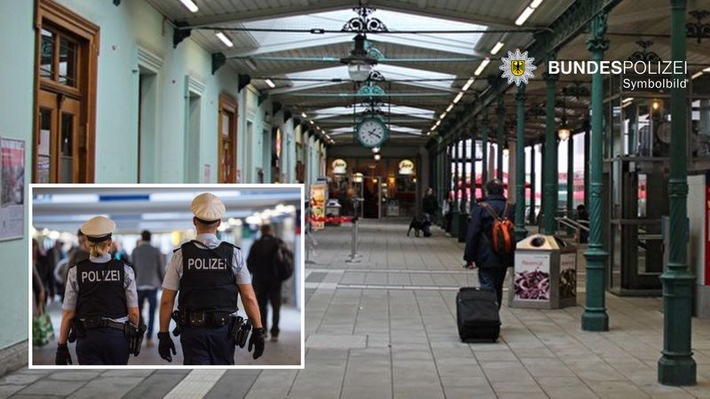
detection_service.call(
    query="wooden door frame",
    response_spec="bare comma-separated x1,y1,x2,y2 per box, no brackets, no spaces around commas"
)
218,93,238,183
34,0,99,182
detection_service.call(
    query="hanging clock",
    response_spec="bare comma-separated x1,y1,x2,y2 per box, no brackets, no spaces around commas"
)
355,116,388,148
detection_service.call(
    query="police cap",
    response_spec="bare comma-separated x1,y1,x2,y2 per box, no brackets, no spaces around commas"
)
191,193,225,224
80,216,116,243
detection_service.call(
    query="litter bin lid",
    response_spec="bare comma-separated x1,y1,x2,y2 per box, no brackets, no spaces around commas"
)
517,234,570,250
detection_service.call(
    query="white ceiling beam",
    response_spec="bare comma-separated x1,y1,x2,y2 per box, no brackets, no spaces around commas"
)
225,35,352,58
268,81,344,95
183,0,354,26
372,0,520,29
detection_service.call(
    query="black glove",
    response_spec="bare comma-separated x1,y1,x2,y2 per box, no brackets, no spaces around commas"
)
157,332,176,362
55,343,72,365
248,327,266,360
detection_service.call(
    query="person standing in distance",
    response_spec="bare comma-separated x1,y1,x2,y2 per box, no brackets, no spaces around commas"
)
131,230,165,348
158,193,265,365
55,216,142,365
463,179,515,308
247,224,285,342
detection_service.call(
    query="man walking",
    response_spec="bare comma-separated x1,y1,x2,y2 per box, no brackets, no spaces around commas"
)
131,230,164,348
463,179,515,308
158,193,265,365
247,224,285,342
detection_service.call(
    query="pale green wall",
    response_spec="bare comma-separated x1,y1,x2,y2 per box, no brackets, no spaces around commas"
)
0,0,34,348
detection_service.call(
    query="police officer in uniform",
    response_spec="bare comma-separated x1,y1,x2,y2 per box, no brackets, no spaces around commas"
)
55,216,143,365
158,193,265,365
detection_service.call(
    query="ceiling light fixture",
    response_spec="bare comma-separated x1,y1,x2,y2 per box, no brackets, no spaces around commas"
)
446,104,454,113
704,66,710,72
215,32,233,47
264,79,275,88
530,0,544,8
179,0,199,13
490,42,505,55
341,34,378,82
374,153,381,161
515,6,535,26
453,92,464,104
440,111,447,119
462,77,475,91
692,71,704,79
301,112,307,118
474,58,490,76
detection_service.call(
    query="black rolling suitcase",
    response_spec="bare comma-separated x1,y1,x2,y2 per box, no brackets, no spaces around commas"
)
456,286,501,342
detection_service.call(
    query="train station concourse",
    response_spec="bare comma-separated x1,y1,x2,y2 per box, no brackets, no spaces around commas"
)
1,0,710,396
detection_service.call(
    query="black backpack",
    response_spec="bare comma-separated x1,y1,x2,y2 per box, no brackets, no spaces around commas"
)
273,240,294,281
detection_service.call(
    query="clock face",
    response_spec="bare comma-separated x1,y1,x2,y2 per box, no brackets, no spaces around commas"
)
356,118,388,148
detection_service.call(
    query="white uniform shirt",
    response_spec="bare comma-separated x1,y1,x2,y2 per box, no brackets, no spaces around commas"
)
62,253,138,322
162,233,251,291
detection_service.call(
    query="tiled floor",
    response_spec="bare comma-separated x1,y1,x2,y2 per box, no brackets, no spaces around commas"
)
3,218,710,398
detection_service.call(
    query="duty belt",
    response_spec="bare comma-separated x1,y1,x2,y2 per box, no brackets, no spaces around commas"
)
178,310,233,328
81,317,126,331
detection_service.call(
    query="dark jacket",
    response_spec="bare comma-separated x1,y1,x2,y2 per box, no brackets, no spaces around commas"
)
422,194,438,215
463,195,515,268
247,235,281,284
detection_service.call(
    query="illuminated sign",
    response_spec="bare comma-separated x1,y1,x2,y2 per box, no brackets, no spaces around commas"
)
331,159,347,174
398,159,415,175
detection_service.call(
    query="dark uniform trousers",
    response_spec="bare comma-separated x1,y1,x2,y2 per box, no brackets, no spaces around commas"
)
180,325,234,365
76,328,130,365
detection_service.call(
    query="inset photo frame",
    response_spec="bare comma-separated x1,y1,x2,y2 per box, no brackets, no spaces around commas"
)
29,184,305,370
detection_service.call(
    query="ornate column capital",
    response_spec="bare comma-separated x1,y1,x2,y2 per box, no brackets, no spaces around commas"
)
586,11,610,53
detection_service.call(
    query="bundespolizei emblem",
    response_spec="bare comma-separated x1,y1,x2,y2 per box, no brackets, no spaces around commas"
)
500,49,536,86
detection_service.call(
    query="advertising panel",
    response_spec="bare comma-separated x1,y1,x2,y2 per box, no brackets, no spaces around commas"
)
513,252,550,301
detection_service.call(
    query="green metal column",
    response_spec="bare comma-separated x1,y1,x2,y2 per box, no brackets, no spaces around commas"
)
472,137,477,202
584,126,590,206
451,136,461,237
459,129,470,243
515,84,528,242
482,110,489,183
543,67,558,234
529,144,536,225
658,0,697,386
582,12,609,332
567,132,574,231
496,94,505,180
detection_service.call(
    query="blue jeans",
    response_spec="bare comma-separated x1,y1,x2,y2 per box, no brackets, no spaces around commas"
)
477,267,508,309
137,289,158,339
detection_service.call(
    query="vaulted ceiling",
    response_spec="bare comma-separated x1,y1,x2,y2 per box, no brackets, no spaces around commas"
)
145,0,710,149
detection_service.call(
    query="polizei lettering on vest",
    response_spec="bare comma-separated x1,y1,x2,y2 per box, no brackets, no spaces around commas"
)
187,257,227,270
80,269,121,283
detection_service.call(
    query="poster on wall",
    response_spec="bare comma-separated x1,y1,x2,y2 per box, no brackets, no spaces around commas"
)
0,137,25,241
513,252,550,301
310,183,326,231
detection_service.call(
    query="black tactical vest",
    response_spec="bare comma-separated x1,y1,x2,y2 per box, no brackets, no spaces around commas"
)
75,259,128,319
178,241,239,312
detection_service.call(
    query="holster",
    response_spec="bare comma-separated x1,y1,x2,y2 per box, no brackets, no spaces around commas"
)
229,316,249,347
236,318,252,348
70,317,86,339
124,322,146,357
171,310,184,336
